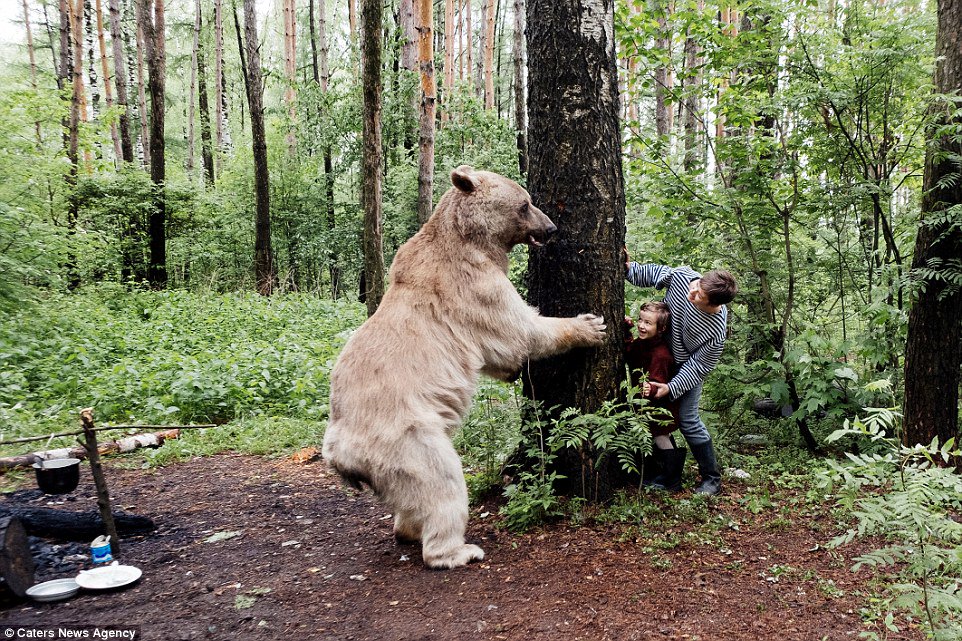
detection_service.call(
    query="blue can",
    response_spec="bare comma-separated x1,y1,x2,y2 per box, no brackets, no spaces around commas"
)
91,535,113,564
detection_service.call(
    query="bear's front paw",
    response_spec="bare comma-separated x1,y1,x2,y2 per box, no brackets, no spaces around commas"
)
576,313,607,346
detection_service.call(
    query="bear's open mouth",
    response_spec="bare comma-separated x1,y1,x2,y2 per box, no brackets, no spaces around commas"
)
528,235,545,247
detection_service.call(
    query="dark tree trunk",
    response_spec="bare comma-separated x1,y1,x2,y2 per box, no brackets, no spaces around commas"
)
108,0,133,162
241,0,275,295
522,0,626,501
0,517,34,599
134,0,167,288
416,0,435,227
0,507,155,541
903,0,962,449
360,0,386,315
195,0,215,185
63,0,82,290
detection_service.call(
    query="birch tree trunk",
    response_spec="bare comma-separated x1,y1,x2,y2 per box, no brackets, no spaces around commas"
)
64,0,82,289
134,17,150,167
416,0,436,226
522,0,626,500
108,0,133,162
214,0,225,157
360,0,385,314
442,0,454,121
903,0,962,448
241,0,275,295
134,0,166,288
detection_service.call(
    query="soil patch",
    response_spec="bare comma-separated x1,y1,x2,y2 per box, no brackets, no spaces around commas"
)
1,453,919,640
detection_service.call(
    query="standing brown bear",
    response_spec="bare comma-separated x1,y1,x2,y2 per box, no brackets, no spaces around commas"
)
322,166,607,569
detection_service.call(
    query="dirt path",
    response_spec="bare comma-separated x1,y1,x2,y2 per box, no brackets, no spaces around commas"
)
1,454,914,640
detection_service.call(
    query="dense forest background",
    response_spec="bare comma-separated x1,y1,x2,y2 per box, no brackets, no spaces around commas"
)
2,0,958,444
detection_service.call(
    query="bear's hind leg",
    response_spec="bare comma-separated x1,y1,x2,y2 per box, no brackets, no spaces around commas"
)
393,509,422,544
387,435,484,569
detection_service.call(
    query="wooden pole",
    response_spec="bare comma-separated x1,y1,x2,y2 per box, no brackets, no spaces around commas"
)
79,408,120,557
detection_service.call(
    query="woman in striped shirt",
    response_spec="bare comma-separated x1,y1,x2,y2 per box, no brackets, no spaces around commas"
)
626,260,737,496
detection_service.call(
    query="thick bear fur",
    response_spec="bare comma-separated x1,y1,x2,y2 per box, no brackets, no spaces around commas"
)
322,166,607,569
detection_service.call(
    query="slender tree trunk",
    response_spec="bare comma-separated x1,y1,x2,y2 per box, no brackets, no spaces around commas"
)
95,0,122,163
442,0,454,120
483,0,495,109
108,0,133,163
512,0,526,174
23,0,44,147
134,0,166,288
682,0,703,171
903,0,962,449
400,0,416,72
416,0,436,226
214,0,225,158
348,0,357,39
523,0,627,501
313,0,339,296
360,0,385,314
187,0,198,172
239,0,275,295
283,0,297,154
63,0,82,289
195,0,215,185
134,17,150,167
653,0,672,138
465,0,473,93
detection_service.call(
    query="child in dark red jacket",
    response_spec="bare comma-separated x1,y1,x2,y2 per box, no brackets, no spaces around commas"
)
625,301,685,491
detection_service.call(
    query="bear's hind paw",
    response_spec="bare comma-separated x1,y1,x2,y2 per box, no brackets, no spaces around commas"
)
424,543,485,569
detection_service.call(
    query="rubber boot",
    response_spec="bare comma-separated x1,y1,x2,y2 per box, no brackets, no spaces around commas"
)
690,440,722,496
645,448,687,492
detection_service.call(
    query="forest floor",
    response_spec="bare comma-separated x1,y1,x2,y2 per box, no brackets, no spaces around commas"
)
1,452,922,641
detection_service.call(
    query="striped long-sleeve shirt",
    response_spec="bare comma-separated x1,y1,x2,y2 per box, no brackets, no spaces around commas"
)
626,262,728,400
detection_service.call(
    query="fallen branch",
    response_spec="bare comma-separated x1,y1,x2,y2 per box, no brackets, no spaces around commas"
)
0,506,155,541
1,423,216,445
0,429,182,471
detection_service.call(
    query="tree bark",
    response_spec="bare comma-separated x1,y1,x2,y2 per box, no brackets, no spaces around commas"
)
416,0,436,226
483,0,496,109
523,0,626,501
0,517,34,599
23,0,44,147
348,0,357,39
360,0,385,315
196,0,215,186
283,0,297,154
443,0,454,120
64,0,82,290
95,0,122,163
681,0,704,171
134,0,166,288
214,0,225,158
903,0,962,448
108,0,133,163
653,0,673,139
240,0,276,296
512,0,526,174
134,17,150,166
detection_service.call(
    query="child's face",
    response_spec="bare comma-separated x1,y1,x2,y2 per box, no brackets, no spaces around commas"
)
635,310,661,339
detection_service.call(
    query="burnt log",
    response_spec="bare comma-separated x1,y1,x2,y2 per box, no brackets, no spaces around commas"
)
0,507,155,541
0,516,35,598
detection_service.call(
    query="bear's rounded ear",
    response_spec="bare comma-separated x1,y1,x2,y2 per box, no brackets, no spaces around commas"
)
451,165,479,193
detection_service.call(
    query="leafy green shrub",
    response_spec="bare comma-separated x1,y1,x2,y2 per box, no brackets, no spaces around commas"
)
0,287,364,448
821,408,962,640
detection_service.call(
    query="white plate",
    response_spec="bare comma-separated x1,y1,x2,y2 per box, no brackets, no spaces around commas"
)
75,564,142,590
26,578,80,602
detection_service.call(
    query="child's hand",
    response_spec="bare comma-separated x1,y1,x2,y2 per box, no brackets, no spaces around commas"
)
647,381,670,399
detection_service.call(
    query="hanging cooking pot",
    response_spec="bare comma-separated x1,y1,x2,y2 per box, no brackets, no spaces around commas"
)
33,457,81,494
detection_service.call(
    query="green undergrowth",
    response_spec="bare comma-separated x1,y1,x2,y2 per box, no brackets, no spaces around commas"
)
0,285,364,456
